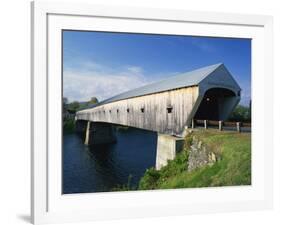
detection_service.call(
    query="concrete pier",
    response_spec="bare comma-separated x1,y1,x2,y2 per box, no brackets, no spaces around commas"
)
84,121,91,145
76,120,117,145
155,134,184,170
85,122,117,145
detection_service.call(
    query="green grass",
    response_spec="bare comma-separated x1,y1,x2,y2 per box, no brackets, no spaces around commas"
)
138,130,251,190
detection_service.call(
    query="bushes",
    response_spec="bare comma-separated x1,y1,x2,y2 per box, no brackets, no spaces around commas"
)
139,149,189,190
228,105,251,122
184,135,193,149
138,168,161,190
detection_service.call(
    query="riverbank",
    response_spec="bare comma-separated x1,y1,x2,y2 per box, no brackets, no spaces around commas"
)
114,130,251,191
63,126,251,193
139,130,251,190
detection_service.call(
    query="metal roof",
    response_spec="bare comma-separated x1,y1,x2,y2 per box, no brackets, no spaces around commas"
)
94,63,223,107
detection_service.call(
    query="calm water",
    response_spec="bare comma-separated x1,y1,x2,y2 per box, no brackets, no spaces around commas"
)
63,128,157,194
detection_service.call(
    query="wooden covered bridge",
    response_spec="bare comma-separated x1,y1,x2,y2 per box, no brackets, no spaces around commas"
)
75,63,241,169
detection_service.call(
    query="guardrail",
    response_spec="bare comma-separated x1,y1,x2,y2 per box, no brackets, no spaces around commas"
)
191,119,251,132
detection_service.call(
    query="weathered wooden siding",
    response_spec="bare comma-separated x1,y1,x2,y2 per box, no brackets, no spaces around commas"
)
76,86,200,134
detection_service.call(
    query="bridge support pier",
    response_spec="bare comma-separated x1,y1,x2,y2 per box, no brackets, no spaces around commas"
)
156,134,184,170
85,122,117,145
76,120,117,145
84,121,91,145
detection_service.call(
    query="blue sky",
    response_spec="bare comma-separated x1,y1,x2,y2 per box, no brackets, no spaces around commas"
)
63,30,251,106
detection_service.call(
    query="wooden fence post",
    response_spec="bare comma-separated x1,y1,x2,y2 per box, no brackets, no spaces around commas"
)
204,120,208,129
219,120,223,131
191,119,195,129
236,122,241,132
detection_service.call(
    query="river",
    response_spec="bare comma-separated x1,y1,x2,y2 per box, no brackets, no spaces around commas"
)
63,127,157,194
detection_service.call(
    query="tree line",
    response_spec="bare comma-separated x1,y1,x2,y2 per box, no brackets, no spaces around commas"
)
63,97,99,133
228,103,251,122
63,97,99,113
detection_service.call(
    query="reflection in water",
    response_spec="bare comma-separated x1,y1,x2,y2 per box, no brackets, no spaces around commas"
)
63,128,157,194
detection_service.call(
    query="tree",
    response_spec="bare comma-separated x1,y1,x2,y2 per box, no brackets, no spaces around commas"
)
228,105,251,122
68,101,80,112
90,97,98,104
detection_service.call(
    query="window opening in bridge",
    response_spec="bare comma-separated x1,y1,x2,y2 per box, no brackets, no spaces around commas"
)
117,109,119,113
167,106,173,113
109,110,111,113
127,108,130,113
141,107,145,113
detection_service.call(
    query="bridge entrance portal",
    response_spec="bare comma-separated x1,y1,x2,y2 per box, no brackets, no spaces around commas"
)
194,88,236,121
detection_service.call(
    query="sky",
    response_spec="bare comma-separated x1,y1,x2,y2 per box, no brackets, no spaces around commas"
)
63,30,251,106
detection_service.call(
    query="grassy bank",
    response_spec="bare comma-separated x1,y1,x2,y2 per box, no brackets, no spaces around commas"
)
138,130,251,190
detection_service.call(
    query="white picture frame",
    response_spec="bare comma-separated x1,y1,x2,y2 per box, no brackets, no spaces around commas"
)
31,1,273,224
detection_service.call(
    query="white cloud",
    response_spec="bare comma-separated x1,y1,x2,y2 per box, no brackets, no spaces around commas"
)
64,61,251,106
126,66,143,74
63,63,151,102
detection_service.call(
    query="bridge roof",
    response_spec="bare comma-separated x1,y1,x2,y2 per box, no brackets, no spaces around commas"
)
94,63,223,107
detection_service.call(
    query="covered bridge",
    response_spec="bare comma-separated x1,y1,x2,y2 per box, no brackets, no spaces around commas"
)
76,63,241,135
